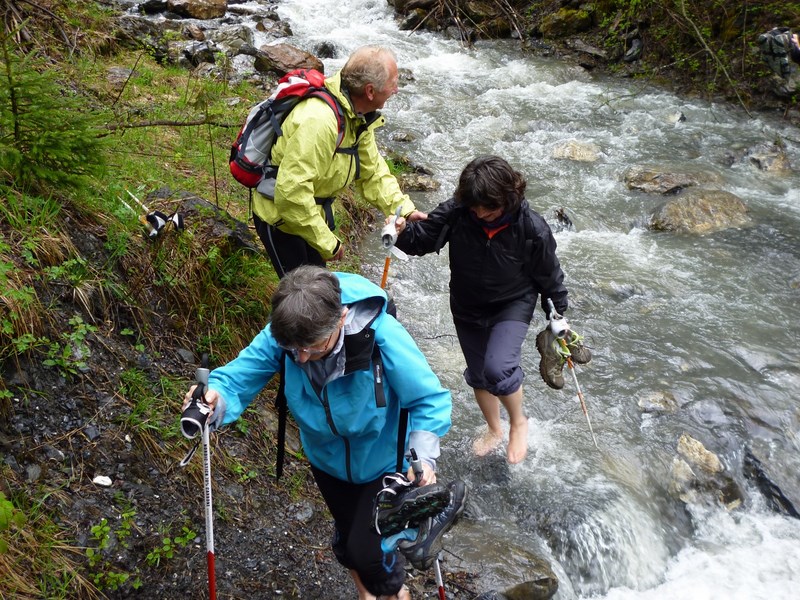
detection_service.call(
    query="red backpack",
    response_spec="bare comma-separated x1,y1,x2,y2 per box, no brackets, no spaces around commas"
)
229,69,347,188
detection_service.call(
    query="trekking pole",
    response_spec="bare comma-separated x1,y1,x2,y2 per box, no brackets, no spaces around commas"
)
546,300,599,449
409,449,447,600
380,207,403,289
180,356,217,599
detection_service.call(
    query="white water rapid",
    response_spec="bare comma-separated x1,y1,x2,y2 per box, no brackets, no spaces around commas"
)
270,1,800,598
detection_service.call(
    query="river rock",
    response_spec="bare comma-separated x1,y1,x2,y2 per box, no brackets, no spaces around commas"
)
677,433,722,473
208,24,255,52
552,140,600,162
167,0,227,20
637,390,678,414
649,188,750,234
744,142,792,173
253,42,324,75
624,165,721,194
397,172,440,192
473,571,558,599
743,444,800,519
474,574,559,600
668,434,743,510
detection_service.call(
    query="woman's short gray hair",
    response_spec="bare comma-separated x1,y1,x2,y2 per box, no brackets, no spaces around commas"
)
341,45,397,96
270,266,342,348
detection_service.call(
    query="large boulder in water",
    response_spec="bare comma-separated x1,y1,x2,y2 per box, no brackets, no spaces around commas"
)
668,433,743,510
624,165,722,194
648,188,750,234
252,42,324,75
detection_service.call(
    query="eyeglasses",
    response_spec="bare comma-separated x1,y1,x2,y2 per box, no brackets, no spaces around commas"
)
282,328,338,358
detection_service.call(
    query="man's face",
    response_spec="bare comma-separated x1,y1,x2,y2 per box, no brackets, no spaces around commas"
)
370,59,399,110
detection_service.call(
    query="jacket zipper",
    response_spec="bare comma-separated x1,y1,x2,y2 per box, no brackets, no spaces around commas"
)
320,387,352,482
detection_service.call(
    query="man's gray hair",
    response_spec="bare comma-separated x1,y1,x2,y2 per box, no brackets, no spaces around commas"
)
341,45,397,95
270,266,342,348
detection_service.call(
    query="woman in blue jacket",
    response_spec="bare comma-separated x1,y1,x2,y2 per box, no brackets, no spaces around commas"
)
183,266,451,600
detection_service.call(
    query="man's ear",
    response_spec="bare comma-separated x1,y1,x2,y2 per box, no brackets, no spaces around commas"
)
363,83,375,101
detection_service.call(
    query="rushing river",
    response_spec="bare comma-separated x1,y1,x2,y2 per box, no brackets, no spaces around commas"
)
266,1,800,598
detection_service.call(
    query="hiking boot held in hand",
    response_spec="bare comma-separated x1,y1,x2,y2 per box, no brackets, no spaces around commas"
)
372,473,450,536
566,330,592,364
398,480,467,570
536,328,567,389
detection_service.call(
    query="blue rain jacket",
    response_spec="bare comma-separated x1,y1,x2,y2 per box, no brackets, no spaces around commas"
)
207,272,451,483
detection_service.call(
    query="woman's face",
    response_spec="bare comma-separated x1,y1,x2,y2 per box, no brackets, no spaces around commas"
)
470,205,504,223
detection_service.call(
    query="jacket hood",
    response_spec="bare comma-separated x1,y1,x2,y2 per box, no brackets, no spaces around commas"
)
336,272,388,313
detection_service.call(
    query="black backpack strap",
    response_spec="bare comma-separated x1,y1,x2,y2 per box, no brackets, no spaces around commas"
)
275,352,288,480
372,343,385,408
314,196,336,230
396,408,409,473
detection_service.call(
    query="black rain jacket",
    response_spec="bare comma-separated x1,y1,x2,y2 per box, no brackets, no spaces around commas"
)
395,197,568,327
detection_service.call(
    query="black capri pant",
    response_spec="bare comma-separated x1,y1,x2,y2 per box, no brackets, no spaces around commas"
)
311,466,406,597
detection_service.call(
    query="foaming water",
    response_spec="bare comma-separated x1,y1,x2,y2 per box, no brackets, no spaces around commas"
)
276,0,800,596
600,508,800,600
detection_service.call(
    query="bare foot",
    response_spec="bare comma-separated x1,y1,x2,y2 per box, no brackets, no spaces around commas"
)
473,427,503,456
507,418,529,464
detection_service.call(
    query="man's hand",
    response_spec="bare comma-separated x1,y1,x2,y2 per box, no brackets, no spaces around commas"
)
329,245,345,262
406,210,427,222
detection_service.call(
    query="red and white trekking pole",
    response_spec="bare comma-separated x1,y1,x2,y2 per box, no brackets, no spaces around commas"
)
546,299,599,449
180,358,217,599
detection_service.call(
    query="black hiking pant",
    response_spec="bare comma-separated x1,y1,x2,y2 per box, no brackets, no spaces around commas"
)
311,466,406,596
253,214,325,278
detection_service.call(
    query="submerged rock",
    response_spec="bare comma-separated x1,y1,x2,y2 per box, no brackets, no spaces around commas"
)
668,434,744,511
473,574,559,600
743,444,800,519
649,188,750,234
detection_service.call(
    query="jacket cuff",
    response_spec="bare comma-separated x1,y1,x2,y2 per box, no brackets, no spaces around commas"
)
208,390,226,429
408,430,441,472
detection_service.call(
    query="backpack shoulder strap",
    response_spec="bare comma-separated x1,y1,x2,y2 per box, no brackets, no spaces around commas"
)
275,351,288,480
396,407,409,473
371,339,407,473
307,89,346,150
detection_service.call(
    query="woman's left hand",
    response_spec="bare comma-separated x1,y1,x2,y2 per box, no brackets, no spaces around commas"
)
406,462,436,486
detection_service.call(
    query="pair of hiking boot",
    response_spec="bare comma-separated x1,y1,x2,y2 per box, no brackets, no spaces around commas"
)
536,328,592,389
372,473,467,570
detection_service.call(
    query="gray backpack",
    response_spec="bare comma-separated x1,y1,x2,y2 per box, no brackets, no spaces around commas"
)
758,27,793,78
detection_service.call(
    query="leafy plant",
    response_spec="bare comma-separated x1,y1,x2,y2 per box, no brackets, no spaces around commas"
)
0,491,26,554
42,315,98,377
145,525,196,568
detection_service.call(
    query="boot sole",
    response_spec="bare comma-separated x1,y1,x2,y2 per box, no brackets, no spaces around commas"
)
374,484,451,536
401,480,467,571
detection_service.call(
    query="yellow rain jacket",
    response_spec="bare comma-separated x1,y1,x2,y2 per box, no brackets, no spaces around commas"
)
251,71,416,259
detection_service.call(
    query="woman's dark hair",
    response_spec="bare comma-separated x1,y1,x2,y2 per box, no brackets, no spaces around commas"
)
453,155,526,213
270,266,342,348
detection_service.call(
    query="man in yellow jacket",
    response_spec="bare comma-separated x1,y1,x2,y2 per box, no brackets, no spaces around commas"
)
252,45,427,277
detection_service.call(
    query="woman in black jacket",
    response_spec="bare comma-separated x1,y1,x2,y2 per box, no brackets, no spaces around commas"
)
394,155,589,464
